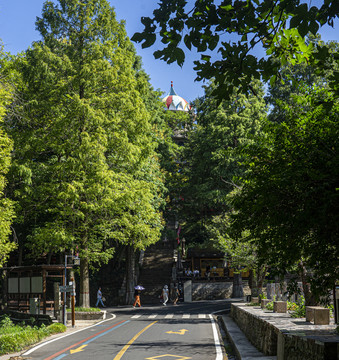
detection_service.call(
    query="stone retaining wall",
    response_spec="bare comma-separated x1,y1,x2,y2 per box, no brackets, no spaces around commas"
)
278,331,339,360
67,311,105,320
192,281,250,301
231,303,339,360
231,303,279,355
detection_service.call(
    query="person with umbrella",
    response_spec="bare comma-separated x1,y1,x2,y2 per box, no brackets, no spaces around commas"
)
133,285,144,308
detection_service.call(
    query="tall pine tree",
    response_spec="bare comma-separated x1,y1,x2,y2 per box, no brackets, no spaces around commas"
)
7,0,164,306
0,45,16,267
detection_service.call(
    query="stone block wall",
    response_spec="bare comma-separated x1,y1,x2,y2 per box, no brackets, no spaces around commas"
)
231,304,279,355
191,282,250,301
231,303,339,360
278,332,338,360
67,311,105,320
192,282,232,300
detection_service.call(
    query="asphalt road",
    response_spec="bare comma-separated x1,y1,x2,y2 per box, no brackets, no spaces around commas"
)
23,300,232,360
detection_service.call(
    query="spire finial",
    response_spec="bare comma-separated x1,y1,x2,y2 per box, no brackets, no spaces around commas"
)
171,81,173,87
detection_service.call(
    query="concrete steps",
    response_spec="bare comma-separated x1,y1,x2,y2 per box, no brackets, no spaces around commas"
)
138,242,174,304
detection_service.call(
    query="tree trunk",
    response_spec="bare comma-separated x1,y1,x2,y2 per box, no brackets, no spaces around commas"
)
248,269,254,290
232,271,244,298
125,245,135,305
47,252,52,265
79,256,90,307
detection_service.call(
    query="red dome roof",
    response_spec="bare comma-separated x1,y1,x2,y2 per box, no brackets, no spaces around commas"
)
162,82,191,112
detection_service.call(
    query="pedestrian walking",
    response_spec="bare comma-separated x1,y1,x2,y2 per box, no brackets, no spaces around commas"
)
162,285,169,306
133,289,141,308
95,287,105,307
173,284,180,305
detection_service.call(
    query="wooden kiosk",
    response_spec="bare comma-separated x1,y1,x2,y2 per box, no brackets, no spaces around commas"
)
1,265,72,314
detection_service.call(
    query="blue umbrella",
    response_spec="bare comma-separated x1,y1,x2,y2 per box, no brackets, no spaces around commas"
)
134,285,145,291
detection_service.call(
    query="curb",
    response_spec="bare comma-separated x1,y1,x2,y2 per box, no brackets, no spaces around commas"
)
220,314,276,360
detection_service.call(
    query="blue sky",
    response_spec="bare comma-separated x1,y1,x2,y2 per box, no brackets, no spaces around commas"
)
0,0,338,103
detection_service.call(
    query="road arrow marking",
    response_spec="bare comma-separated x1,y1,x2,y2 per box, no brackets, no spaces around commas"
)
70,344,87,354
166,329,188,335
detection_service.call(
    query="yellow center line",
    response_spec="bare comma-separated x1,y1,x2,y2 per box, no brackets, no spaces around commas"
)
113,321,158,360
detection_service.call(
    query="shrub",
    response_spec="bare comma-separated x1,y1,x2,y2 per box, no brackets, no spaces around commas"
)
259,293,267,301
47,323,66,335
67,307,100,312
290,296,306,318
287,301,298,311
265,301,274,311
0,322,66,355
0,316,13,328
326,304,334,318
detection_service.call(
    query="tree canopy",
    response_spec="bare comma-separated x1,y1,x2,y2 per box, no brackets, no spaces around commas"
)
181,79,266,245
231,85,339,297
0,47,16,267
132,0,339,98
4,0,166,306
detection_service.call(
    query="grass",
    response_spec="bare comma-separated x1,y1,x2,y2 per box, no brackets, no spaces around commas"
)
66,307,101,312
0,316,66,355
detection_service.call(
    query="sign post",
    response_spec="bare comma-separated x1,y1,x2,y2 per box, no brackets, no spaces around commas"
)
62,255,80,326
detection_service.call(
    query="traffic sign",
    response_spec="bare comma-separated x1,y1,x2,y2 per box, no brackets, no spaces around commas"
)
59,285,73,292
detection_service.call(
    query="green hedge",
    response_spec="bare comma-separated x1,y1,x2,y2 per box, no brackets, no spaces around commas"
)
0,322,66,355
66,307,100,312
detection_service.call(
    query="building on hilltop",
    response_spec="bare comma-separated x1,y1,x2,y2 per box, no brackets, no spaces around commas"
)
162,81,192,112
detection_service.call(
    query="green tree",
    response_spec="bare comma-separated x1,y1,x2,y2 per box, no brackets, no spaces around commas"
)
177,80,266,296
0,46,16,266
6,0,164,307
181,79,266,244
132,0,339,98
266,38,339,123
231,87,339,300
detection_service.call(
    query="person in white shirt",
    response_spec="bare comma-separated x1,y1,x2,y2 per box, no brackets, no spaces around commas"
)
162,285,169,306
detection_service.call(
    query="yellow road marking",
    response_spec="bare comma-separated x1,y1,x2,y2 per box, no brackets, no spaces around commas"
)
166,329,188,335
113,321,157,360
145,355,192,359
70,344,87,354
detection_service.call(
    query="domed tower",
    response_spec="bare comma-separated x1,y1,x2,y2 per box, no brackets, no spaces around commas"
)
162,81,191,112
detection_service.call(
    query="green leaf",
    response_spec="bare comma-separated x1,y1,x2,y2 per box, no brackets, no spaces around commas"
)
174,47,186,67
290,15,301,29
220,5,233,11
298,20,309,38
141,33,156,49
309,21,319,35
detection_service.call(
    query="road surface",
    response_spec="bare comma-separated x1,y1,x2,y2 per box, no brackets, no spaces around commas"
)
23,300,231,360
